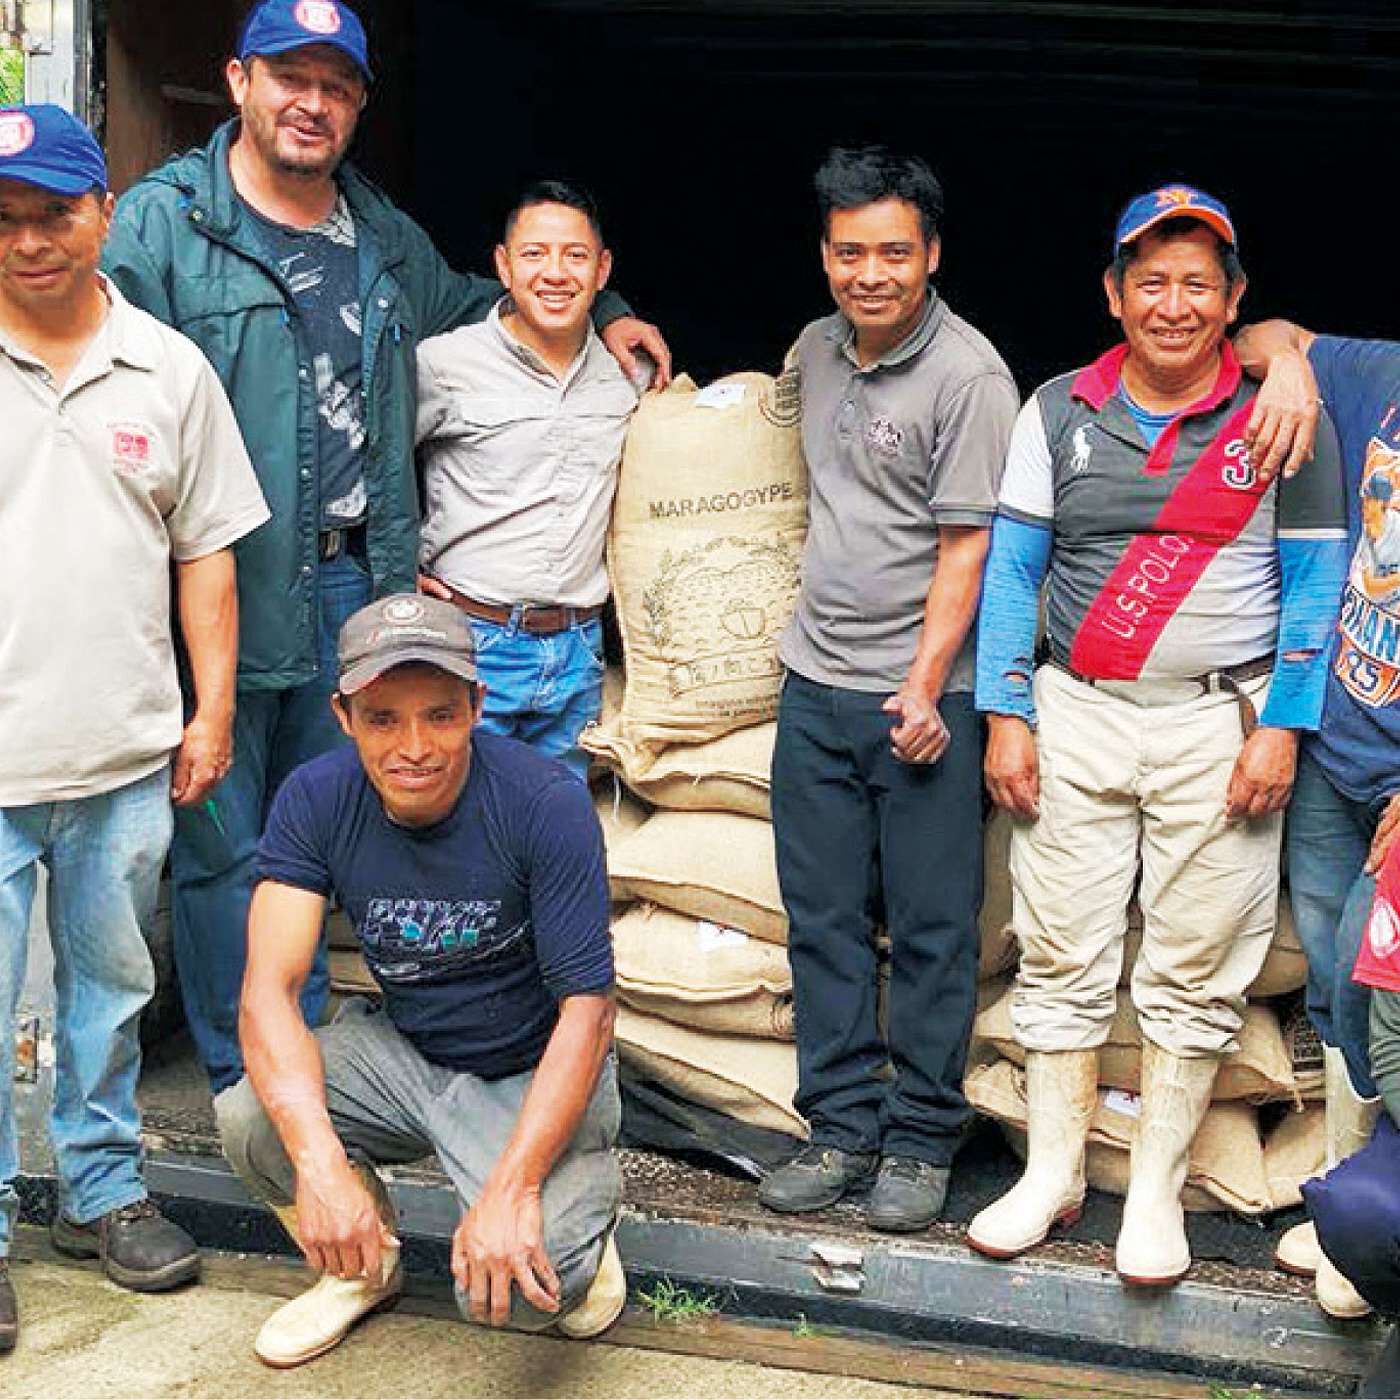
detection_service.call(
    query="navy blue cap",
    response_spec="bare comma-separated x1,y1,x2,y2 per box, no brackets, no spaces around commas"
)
238,0,372,82
0,105,107,196
1114,184,1237,255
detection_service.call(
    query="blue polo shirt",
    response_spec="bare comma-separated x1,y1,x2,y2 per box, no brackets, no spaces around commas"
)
256,733,612,1078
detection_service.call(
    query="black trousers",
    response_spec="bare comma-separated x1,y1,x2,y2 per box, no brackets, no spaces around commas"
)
771,671,983,1164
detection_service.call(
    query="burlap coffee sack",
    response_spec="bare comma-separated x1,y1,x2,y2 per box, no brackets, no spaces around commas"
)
975,979,1295,1104
608,809,786,944
1264,1105,1326,1211
616,1003,807,1138
613,903,793,1039
592,774,651,903
978,809,1019,982
1120,895,1306,998
965,1056,1271,1214
583,715,774,820
609,373,807,747
329,947,377,996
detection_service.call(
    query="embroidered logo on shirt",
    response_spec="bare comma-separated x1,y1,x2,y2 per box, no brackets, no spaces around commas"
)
295,0,343,34
109,422,154,478
0,112,35,157
1369,895,1400,959
1071,425,1094,474
865,415,904,458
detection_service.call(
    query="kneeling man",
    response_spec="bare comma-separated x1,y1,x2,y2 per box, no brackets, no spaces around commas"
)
217,595,622,1367
970,187,1349,1284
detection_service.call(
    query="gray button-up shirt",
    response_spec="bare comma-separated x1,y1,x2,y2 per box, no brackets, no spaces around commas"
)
416,302,638,607
780,293,1019,693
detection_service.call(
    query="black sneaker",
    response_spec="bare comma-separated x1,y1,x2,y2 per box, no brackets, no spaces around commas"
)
865,1156,950,1233
0,1258,16,1352
1359,1323,1400,1399
51,1199,200,1293
757,1144,878,1214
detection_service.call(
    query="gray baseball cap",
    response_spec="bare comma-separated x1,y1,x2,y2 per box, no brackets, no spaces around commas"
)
338,594,477,695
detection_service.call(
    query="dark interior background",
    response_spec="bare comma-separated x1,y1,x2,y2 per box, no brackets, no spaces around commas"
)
101,1,1400,397
402,0,1400,393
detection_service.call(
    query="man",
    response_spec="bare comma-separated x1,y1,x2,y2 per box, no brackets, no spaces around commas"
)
1304,848,1400,1397
757,146,1019,1231
416,182,637,778
969,186,1349,1286
1234,319,1400,1317
0,104,270,1347
100,0,668,1095
216,594,622,1368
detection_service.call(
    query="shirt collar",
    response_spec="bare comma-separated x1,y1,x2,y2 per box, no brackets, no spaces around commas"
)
828,289,945,372
1071,340,1243,415
0,275,159,376
488,297,596,385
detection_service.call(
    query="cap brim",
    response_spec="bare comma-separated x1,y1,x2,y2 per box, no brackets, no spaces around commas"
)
339,647,476,695
242,36,373,81
1118,206,1236,251
0,165,103,196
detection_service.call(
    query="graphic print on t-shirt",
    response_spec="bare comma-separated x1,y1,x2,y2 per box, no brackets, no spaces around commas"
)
360,895,531,984
1336,437,1400,707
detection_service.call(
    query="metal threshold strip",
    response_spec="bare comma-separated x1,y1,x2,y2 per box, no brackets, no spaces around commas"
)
18,1150,1384,1395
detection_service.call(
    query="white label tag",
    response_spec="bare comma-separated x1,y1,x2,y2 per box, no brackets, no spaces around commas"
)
1102,1088,1141,1118
695,382,746,411
695,920,748,950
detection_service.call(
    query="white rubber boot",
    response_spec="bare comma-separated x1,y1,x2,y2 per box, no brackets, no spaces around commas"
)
1315,1046,1380,1319
1115,1043,1218,1287
254,1165,404,1369
1276,1044,1380,1281
967,1049,1098,1259
556,1231,626,1339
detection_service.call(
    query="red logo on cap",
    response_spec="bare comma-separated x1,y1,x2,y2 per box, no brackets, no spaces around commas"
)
294,0,343,34
0,112,36,158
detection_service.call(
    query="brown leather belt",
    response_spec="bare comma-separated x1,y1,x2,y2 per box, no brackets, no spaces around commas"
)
438,584,603,636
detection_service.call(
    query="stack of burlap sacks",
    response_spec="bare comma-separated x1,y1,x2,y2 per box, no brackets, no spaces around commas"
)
587,372,1025,1153
967,844,1326,1216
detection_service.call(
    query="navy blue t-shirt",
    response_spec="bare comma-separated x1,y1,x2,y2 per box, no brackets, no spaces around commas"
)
256,733,612,1078
1309,336,1400,807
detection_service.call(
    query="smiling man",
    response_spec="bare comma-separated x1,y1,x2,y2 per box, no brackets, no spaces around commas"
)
415,183,638,777
100,0,668,1097
758,146,1018,1231
969,187,1350,1285
215,594,623,1367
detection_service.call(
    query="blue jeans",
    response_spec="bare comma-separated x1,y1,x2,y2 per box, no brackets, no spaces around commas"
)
0,766,172,1255
170,553,372,1093
471,615,605,780
771,673,983,1163
1286,747,1383,1097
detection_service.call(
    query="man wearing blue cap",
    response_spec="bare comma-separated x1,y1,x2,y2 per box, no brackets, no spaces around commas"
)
0,104,271,1344
968,185,1350,1285
100,0,670,1098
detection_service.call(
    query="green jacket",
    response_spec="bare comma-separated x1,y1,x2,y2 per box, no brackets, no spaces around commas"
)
102,121,626,691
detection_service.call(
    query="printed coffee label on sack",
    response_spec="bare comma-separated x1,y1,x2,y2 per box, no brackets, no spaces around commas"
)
648,481,796,521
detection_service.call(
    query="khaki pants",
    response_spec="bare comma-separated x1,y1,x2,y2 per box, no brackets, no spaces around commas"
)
1009,664,1280,1058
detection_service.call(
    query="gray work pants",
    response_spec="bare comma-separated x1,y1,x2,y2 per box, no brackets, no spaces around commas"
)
216,997,622,1330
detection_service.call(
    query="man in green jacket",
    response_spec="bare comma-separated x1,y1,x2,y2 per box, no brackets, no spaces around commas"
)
101,0,668,1094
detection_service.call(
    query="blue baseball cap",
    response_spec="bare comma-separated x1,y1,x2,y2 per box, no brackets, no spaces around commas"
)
0,104,107,196
238,0,372,82
1114,184,1237,255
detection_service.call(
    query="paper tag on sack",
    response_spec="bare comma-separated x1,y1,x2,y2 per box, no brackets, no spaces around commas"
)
694,382,747,411
696,919,749,950
1102,1088,1141,1118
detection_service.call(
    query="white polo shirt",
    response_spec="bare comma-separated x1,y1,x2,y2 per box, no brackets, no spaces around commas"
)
0,279,270,806
415,301,638,609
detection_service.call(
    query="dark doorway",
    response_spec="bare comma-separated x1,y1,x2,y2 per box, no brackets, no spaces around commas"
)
412,1,1400,392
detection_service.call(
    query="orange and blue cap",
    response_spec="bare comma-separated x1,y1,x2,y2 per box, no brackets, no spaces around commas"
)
238,0,372,83
1114,184,1236,255
0,104,107,196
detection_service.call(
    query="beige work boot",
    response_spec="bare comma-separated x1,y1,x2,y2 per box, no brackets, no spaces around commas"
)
967,1049,1098,1259
254,1165,404,1369
1315,1046,1380,1319
1276,1045,1381,1284
556,1231,626,1339
1115,1043,1218,1287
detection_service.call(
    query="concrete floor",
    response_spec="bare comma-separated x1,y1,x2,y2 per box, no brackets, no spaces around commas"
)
0,1248,957,1400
